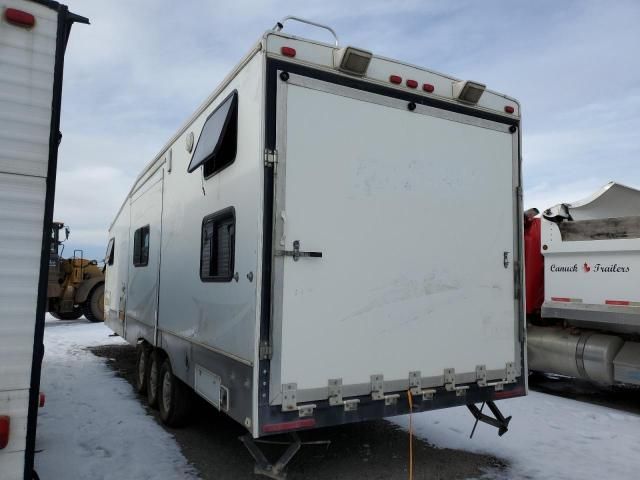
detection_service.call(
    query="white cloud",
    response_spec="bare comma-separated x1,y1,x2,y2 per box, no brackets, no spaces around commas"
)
55,0,640,256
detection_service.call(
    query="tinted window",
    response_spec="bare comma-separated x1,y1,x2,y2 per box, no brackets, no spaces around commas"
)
133,226,149,267
201,208,235,282
188,91,238,178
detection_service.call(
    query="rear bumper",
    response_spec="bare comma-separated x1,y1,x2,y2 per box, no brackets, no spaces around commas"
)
258,379,525,437
542,302,640,335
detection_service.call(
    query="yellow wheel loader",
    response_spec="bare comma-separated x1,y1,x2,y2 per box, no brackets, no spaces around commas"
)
47,222,105,322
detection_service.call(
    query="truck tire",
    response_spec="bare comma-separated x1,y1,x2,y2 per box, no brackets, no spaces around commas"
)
147,351,161,408
50,308,83,320
82,283,104,322
158,359,191,427
135,343,150,395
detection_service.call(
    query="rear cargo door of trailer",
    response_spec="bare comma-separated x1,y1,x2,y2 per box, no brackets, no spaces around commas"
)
269,73,520,404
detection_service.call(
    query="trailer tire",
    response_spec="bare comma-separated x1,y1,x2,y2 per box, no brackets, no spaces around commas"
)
158,359,191,427
135,343,150,395
82,283,104,322
50,308,83,320
147,351,161,408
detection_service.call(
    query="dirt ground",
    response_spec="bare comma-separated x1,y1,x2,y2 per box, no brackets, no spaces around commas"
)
90,343,507,480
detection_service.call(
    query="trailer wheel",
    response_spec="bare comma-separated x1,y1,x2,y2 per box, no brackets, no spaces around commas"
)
135,343,150,395
50,308,83,320
147,351,161,408
158,359,191,427
82,283,104,322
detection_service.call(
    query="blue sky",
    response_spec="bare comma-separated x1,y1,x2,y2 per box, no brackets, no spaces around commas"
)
56,0,640,260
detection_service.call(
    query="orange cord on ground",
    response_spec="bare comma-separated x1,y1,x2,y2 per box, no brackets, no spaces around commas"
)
407,389,414,480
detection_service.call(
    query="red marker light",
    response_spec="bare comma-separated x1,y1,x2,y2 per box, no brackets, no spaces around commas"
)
0,416,9,449
389,75,402,84
4,8,35,28
505,105,515,114
281,46,296,58
406,79,418,89
262,418,316,433
494,386,525,400
606,300,630,306
422,83,435,93
39,392,46,408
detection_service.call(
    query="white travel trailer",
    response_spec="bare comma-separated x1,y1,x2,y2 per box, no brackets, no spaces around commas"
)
0,1,86,479
105,17,525,474
528,182,640,386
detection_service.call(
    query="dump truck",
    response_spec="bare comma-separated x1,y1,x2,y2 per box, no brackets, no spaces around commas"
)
526,182,640,387
47,221,105,321
104,16,526,476
0,1,87,478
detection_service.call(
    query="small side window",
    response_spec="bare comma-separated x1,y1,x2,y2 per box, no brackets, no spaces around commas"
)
187,90,238,178
105,238,115,266
200,208,235,282
133,226,150,267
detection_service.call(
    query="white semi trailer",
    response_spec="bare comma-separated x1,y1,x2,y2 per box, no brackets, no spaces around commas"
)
104,17,526,475
0,1,86,479
528,182,640,386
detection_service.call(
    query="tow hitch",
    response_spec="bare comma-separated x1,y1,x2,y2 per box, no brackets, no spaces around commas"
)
467,400,512,438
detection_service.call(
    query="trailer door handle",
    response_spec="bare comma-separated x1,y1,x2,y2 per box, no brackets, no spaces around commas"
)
276,240,323,261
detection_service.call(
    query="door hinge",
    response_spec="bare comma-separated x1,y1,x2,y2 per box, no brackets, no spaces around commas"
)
281,383,316,417
259,340,272,360
264,149,278,169
444,368,469,396
408,371,436,401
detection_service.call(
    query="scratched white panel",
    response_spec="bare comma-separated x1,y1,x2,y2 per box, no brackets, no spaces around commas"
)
0,451,26,480
0,173,45,390
0,0,57,178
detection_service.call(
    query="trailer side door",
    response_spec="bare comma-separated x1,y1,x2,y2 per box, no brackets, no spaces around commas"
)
125,170,164,345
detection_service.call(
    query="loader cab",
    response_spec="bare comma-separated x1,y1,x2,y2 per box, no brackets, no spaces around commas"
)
50,222,71,255
48,223,67,299
50,222,69,266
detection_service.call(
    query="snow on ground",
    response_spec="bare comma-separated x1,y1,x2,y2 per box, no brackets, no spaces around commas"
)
35,317,198,480
35,317,640,480
392,390,640,480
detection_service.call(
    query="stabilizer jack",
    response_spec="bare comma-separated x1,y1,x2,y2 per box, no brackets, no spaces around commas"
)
467,400,512,438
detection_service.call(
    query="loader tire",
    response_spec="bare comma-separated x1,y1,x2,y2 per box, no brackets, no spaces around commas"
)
82,283,104,322
147,351,161,408
50,308,83,320
158,359,191,427
135,343,150,395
